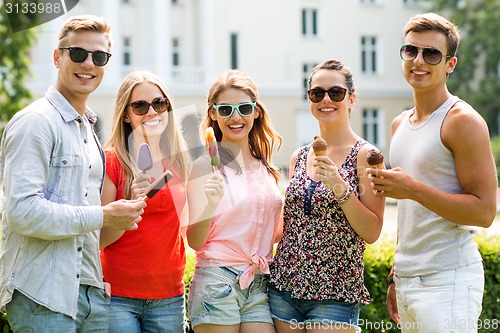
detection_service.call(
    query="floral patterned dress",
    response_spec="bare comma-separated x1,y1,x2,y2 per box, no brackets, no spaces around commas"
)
269,140,370,304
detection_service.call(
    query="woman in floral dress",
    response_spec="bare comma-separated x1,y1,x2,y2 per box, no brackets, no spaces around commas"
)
269,59,385,333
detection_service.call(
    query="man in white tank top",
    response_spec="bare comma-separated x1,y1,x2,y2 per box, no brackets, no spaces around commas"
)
367,13,497,333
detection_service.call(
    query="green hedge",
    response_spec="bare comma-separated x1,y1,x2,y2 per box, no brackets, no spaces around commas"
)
490,136,500,184
1,234,498,333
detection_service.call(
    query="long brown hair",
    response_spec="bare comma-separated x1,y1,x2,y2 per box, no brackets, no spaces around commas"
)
201,70,282,183
105,71,190,199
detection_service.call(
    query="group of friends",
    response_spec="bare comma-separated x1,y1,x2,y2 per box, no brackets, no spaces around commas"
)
0,11,497,333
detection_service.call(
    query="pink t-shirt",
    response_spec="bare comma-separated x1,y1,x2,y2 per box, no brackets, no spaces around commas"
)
195,162,283,289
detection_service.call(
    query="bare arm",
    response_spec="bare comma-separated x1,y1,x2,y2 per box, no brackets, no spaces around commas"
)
99,174,124,249
100,173,150,249
186,157,224,251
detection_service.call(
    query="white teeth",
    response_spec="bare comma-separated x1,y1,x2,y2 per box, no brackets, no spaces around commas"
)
77,74,93,79
229,124,243,129
413,71,427,75
143,119,161,126
320,108,335,112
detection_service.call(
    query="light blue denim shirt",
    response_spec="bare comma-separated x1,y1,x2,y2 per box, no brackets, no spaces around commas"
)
0,86,105,317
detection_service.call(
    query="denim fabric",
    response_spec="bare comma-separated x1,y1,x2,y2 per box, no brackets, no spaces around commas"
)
394,262,484,333
108,294,185,333
188,266,273,328
268,284,360,330
0,86,105,317
6,285,110,333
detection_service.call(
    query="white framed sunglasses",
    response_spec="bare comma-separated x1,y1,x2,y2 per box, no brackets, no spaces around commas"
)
212,102,256,118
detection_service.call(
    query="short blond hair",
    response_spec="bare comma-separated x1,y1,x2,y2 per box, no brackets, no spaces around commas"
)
58,15,112,50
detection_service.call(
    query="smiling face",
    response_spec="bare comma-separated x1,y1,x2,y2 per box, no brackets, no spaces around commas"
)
402,30,457,91
210,87,259,145
309,69,354,124
125,82,169,139
53,30,109,107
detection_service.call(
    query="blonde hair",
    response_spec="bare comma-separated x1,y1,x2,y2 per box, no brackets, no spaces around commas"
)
58,15,112,50
201,70,282,183
105,71,190,199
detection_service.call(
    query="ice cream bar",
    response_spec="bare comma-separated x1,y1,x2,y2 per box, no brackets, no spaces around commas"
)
312,136,327,156
205,127,220,168
137,143,153,174
367,149,384,168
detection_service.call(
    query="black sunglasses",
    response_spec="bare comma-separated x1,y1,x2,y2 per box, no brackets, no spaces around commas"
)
307,86,348,103
400,44,450,66
127,97,170,116
59,47,112,66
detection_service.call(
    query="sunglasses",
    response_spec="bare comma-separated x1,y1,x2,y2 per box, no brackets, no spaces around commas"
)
127,97,170,115
400,44,450,66
212,102,256,118
59,47,112,66
307,86,348,103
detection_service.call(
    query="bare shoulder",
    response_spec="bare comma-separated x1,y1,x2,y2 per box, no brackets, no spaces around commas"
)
443,100,489,143
189,155,213,180
442,100,491,154
445,100,488,128
391,110,412,135
288,147,303,178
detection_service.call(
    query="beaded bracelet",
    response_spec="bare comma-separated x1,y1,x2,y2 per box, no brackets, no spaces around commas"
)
336,184,354,205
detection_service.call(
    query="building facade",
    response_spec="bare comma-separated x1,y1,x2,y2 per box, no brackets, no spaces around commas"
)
26,0,425,170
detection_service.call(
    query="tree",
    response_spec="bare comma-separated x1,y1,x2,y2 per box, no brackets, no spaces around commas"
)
0,2,38,124
430,0,500,135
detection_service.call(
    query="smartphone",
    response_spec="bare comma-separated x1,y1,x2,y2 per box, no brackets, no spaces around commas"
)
144,170,173,199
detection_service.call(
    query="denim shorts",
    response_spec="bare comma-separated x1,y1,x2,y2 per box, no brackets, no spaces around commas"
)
187,266,273,328
108,294,185,333
268,284,360,331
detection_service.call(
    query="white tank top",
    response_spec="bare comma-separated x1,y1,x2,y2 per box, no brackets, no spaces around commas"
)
390,96,482,277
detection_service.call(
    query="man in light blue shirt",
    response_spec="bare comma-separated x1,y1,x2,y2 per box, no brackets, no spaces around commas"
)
0,15,147,332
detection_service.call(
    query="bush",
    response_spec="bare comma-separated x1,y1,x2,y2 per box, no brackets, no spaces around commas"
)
490,136,500,184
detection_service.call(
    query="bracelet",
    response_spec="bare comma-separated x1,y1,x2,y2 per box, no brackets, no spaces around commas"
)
336,185,353,205
387,277,395,286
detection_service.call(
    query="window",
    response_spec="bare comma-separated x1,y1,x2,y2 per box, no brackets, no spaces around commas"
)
172,38,180,66
123,37,131,66
363,108,384,148
302,8,318,37
302,63,317,100
361,36,378,74
230,33,238,69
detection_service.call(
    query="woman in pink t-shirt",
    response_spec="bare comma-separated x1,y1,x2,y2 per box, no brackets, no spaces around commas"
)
100,71,190,333
187,70,283,333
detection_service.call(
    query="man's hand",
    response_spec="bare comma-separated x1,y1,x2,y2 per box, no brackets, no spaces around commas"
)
102,199,147,231
386,283,400,324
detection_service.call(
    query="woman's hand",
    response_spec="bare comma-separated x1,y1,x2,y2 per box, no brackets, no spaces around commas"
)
204,172,225,207
130,173,152,200
314,156,348,197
